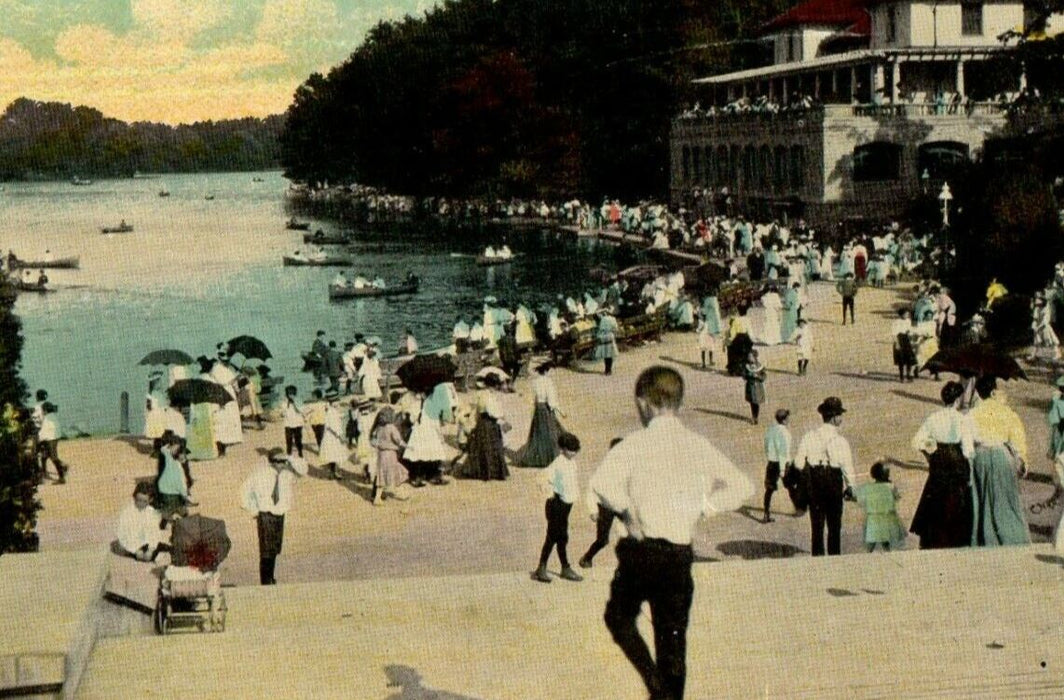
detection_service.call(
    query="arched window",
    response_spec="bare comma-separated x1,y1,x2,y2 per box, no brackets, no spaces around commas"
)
742,145,756,189
692,147,702,183
682,146,690,181
774,146,788,189
853,141,902,181
789,145,805,190
716,145,728,184
730,145,741,185
917,141,969,180
703,146,714,185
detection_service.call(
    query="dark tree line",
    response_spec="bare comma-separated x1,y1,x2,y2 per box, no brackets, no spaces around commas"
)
0,280,38,554
0,98,284,181
280,0,789,200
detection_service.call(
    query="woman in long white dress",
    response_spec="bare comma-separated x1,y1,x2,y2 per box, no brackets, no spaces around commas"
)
144,375,168,453
820,245,835,281
318,399,349,480
403,395,449,486
753,288,783,346
359,348,383,400
209,357,243,455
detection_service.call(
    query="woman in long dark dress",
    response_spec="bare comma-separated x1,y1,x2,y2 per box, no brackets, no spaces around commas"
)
455,374,509,480
909,381,974,548
726,304,754,376
515,362,565,467
743,350,766,424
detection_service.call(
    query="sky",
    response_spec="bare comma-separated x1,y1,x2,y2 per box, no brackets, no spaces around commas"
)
0,0,434,124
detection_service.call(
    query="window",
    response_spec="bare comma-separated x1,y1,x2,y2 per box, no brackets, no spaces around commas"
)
886,7,897,43
692,147,702,183
759,145,772,189
742,145,756,189
681,147,690,181
774,146,788,189
789,145,805,190
703,147,713,185
730,145,741,185
788,34,797,62
962,2,983,36
716,145,729,185
853,142,902,182
917,141,969,180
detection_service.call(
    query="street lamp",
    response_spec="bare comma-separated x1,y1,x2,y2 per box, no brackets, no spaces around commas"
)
938,181,953,229
921,168,930,195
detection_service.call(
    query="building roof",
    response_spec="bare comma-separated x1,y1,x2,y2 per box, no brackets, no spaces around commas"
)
761,0,871,35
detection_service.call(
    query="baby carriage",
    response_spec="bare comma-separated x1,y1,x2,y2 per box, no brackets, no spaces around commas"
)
154,513,231,635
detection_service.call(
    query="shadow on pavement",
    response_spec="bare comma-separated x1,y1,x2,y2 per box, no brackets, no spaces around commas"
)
883,456,927,472
692,407,752,424
112,434,155,457
889,389,941,406
834,371,899,384
384,664,482,700
716,539,804,560
1035,553,1064,567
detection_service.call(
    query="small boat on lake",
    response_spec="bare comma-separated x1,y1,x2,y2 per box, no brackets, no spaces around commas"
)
303,230,351,245
158,190,170,197
100,222,134,234
475,254,516,266
13,280,53,294
71,176,93,186
286,218,311,231
8,255,79,270
328,276,419,299
282,254,353,267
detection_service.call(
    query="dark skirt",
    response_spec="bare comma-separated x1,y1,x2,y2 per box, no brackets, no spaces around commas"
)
909,443,973,549
744,378,765,405
893,334,916,367
727,333,753,376
455,414,509,480
257,512,285,558
515,402,562,468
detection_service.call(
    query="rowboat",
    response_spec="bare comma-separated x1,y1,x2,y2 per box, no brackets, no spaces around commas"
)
302,231,352,245
71,176,92,186
475,255,515,266
158,190,170,197
100,223,134,234
328,279,419,299
285,219,311,231
14,281,53,294
8,256,80,270
282,255,353,267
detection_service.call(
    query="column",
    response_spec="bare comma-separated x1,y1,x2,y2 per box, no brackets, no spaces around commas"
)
850,66,858,103
781,77,789,103
814,73,822,101
890,61,900,103
955,59,965,98
873,63,886,103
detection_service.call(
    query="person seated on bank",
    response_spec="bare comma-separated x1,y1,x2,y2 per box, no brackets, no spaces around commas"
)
372,276,386,289
115,482,168,562
498,244,513,259
353,274,369,289
331,271,349,288
483,245,497,259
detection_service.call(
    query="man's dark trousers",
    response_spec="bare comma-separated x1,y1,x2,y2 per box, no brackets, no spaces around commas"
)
841,297,855,324
604,537,694,699
807,465,844,556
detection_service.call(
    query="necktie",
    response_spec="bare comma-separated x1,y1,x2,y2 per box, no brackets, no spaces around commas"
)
271,468,282,505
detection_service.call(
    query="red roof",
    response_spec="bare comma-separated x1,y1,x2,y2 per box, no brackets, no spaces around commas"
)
761,0,870,35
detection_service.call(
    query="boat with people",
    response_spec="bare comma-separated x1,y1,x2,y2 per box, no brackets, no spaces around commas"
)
7,255,80,270
302,230,352,245
100,221,134,234
282,254,354,267
285,218,311,231
328,274,420,299
158,190,170,198
13,280,54,294
475,244,516,266
71,176,93,186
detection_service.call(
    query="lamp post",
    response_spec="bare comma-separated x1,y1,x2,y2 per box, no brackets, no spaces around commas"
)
938,182,952,229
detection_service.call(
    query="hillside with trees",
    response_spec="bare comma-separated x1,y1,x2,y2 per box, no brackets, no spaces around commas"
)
279,0,790,200
0,98,284,181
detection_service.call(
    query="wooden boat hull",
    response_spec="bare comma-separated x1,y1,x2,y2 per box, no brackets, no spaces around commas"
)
100,226,134,234
9,257,79,270
283,256,353,267
328,282,419,299
286,221,311,231
475,255,514,266
14,282,53,294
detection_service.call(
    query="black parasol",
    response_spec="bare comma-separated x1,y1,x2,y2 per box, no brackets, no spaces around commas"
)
226,335,273,360
396,354,457,394
168,378,234,406
170,514,231,571
138,349,194,366
924,344,1027,381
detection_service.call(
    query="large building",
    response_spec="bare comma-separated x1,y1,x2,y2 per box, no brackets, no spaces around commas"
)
670,0,1054,225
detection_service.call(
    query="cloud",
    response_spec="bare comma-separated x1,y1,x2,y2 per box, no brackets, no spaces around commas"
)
0,0,438,124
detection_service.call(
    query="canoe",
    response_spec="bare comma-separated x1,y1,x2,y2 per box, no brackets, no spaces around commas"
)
282,255,353,267
475,255,515,266
302,232,352,245
328,280,419,299
100,224,134,234
8,256,80,270
285,219,311,231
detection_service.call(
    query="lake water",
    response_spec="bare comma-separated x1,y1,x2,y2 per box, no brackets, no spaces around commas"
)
0,171,636,434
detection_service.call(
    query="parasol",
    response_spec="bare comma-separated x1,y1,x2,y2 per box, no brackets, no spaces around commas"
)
226,335,272,361
396,354,457,393
924,344,1027,380
170,514,231,571
475,366,511,383
168,378,234,406
138,349,194,366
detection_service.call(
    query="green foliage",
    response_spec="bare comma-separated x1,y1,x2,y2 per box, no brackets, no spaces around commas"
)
0,98,284,180
280,0,789,199
0,277,38,555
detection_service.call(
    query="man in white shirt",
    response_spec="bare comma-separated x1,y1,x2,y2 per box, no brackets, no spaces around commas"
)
531,432,583,583
762,408,793,523
794,396,856,556
115,482,166,561
281,385,305,458
590,366,753,700
38,402,68,483
241,447,308,585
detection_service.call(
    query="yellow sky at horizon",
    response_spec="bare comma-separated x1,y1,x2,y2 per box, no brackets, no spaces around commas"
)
0,0,434,125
